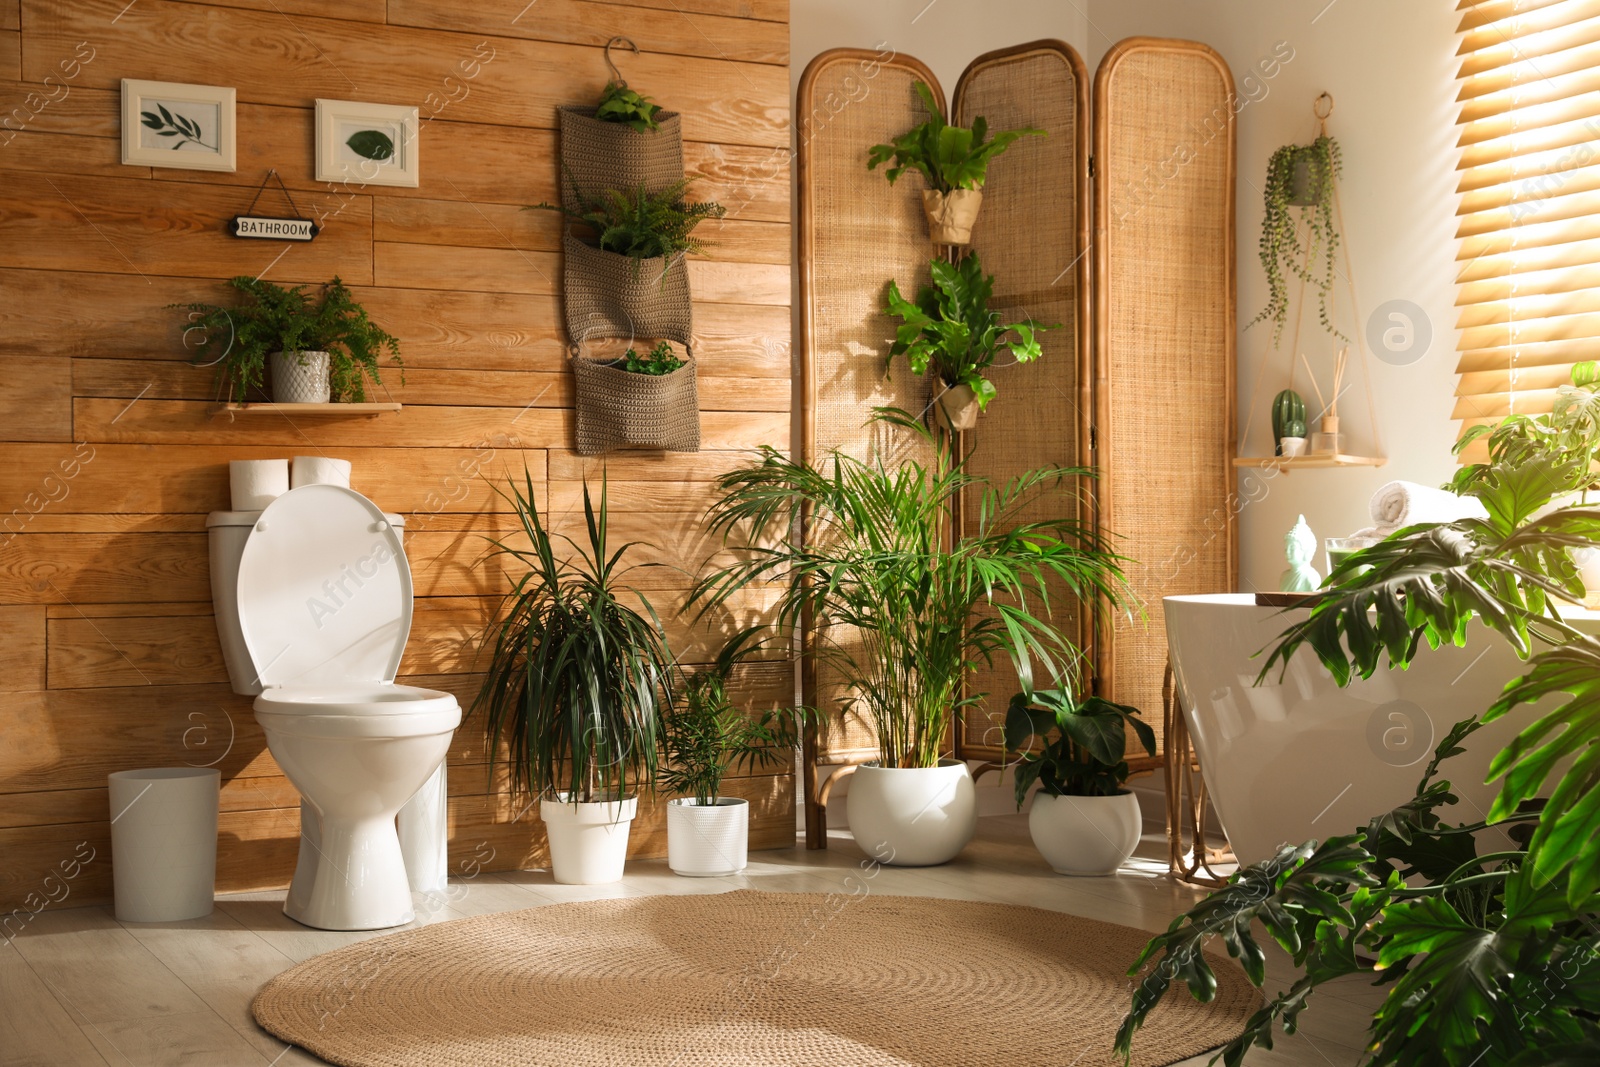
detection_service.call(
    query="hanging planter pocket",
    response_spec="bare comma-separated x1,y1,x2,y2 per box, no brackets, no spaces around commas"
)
572,346,700,455
556,106,684,207
561,232,694,347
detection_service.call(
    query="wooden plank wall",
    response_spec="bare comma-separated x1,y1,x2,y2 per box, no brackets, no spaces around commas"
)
0,0,793,913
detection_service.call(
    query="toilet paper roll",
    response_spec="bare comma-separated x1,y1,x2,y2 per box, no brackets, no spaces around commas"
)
229,459,289,511
291,456,352,489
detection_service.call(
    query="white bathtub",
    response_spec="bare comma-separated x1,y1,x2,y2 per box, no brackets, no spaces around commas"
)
1164,593,1592,865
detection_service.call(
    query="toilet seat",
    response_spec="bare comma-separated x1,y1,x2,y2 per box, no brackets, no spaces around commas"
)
256,683,460,737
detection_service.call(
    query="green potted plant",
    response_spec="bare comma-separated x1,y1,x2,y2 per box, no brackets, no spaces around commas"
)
1116,415,1600,1063
883,252,1053,431
613,339,685,376
658,626,808,877
691,408,1132,867
868,81,1042,245
1248,133,1344,347
594,80,662,132
1003,689,1155,876
531,175,725,284
172,275,401,404
473,470,672,885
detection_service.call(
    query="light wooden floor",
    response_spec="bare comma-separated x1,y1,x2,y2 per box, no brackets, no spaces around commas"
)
1,815,1383,1066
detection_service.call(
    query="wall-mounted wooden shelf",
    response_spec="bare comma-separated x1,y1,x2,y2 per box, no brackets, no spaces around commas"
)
1233,454,1386,471
211,402,402,420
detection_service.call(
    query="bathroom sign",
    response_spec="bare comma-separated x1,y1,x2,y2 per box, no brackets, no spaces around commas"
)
230,215,317,240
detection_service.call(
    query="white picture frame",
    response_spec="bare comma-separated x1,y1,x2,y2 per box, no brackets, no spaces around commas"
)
121,79,236,172
315,99,420,189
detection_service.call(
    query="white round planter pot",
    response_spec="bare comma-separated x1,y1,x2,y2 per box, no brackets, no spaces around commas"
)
666,797,748,877
1028,791,1142,876
540,794,637,885
270,350,331,404
846,759,976,866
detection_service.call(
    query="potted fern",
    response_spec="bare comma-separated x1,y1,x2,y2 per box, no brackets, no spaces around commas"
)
1248,133,1343,347
658,626,808,877
1003,689,1155,876
691,409,1132,867
531,175,724,285
868,81,1042,245
883,252,1053,431
473,471,671,885
173,276,401,404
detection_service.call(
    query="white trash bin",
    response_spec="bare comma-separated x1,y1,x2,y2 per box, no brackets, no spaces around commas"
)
108,768,220,923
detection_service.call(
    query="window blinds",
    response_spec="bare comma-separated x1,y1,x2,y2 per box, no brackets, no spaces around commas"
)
1454,0,1600,456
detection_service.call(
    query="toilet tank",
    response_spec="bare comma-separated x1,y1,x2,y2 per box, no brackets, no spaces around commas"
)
206,509,405,695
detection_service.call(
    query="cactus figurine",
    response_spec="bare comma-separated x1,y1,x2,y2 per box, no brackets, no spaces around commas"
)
1272,389,1307,456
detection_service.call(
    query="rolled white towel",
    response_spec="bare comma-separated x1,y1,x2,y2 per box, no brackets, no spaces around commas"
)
1369,480,1488,528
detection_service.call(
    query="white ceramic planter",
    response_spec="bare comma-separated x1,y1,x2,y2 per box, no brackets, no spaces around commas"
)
1028,791,1142,876
271,350,331,403
541,794,637,885
846,759,976,866
666,797,748,877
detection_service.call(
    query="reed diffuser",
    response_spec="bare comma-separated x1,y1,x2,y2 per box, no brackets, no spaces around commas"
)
1302,347,1347,455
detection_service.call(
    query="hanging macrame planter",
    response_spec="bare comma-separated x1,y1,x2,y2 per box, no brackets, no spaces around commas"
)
572,347,700,455
560,234,694,348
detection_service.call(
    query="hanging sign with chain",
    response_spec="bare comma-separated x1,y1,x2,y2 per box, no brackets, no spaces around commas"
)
230,169,319,241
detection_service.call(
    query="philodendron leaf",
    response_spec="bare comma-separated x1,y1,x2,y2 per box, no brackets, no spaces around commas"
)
345,129,395,161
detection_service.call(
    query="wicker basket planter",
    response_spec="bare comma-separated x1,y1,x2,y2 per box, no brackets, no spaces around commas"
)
561,233,693,347
572,349,700,455
556,106,684,208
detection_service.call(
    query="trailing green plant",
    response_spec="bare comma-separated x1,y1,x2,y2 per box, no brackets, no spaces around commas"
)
613,340,685,376
883,252,1053,411
1003,689,1154,804
594,80,661,132
473,470,671,805
1247,135,1344,347
657,626,809,806
1271,388,1307,454
1115,407,1600,1065
867,81,1042,193
530,175,725,279
172,276,402,403
689,408,1133,770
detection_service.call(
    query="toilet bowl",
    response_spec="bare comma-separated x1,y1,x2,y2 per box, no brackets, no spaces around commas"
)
208,484,460,931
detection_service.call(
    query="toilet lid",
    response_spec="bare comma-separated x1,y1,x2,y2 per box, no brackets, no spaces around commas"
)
235,484,412,688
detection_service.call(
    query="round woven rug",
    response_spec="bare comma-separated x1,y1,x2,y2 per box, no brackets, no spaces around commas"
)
253,890,1257,1067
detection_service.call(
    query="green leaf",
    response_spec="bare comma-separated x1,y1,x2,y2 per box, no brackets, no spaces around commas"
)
345,129,395,161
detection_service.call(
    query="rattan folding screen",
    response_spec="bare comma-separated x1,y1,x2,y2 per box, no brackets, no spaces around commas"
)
795,38,1237,846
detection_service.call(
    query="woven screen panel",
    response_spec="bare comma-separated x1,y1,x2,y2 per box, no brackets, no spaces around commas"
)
1095,41,1237,757
953,42,1090,758
798,49,941,761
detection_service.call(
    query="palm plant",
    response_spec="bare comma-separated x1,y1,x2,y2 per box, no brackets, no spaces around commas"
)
690,409,1133,770
657,626,808,806
473,469,671,804
1115,410,1600,1064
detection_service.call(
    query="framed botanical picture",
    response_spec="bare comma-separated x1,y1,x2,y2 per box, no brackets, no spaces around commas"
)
315,100,420,188
121,79,237,172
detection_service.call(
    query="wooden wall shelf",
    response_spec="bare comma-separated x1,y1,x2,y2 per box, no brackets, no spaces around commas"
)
211,402,402,419
1233,454,1386,471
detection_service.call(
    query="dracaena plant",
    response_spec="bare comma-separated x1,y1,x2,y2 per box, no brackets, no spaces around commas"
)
689,408,1132,770
657,626,810,806
883,252,1053,411
1115,414,1600,1065
867,81,1042,193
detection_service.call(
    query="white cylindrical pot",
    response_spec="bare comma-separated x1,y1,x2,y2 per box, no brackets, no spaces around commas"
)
846,759,976,867
666,797,748,877
541,794,637,885
270,350,331,404
1028,791,1142,876
108,768,220,922
397,762,448,893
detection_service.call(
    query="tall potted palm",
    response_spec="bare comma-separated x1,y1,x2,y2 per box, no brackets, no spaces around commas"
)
692,409,1132,866
473,471,671,885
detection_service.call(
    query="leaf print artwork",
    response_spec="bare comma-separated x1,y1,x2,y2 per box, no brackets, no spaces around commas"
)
344,129,395,161
140,103,216,151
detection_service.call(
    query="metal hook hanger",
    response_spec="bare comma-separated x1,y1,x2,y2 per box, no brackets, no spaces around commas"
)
604,36,639,87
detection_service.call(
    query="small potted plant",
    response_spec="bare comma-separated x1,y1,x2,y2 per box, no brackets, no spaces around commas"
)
473,470,671,885
1248,132,1343,347
883,252,1053,431
593,80,662,132
1271,388,1307,457
658,626,807,877
867,81,1042,245
569,338,700,455
531,175,725,285
1003,688,1155,876
173,275,402,404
